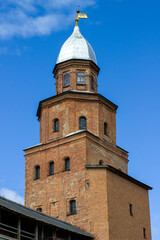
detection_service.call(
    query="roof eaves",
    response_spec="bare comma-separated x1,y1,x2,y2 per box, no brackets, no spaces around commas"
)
0,197,93,238
116,145,129,154
97,94,118,110
85,165,152,190
36,91,117,118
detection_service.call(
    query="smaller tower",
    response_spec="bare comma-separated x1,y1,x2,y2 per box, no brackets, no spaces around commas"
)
53,16,99,95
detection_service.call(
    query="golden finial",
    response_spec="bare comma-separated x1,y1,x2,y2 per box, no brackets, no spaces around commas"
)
75,10,88,26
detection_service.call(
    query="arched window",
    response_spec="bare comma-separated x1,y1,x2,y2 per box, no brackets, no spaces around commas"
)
70,200,77,215
79,117,86,130
99,159,103,165
63,73,70,87
53,119,59,132
65,158,70,171
77,72,85,84
91,75,95,90
49,161,54,175
35,165,40,179
104,122,107,136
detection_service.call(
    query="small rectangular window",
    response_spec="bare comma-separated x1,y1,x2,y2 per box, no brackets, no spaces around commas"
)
35,166,40,179
49,162,54,175
65,158,70,171
104,122,107,136
91,75,95,90
70,200,77,215
77,72,85,84
63,73,70,87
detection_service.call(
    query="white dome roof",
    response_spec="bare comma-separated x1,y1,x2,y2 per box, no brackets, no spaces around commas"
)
56,25,97,65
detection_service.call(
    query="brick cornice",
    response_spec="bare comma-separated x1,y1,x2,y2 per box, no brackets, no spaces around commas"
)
24,130,128,162
53,59,100,76
37,91,118,119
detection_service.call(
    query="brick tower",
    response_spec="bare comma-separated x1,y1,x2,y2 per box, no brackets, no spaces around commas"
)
25,14,152,240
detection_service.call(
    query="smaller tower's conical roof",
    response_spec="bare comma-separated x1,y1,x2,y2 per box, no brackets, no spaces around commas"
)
56,25,97,65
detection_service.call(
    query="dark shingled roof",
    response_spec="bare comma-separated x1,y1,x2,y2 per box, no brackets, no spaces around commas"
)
85,164,152,190
0,197,92,238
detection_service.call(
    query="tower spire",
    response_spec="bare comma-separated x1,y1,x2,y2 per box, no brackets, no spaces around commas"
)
75,10,80,26
75,10,88,26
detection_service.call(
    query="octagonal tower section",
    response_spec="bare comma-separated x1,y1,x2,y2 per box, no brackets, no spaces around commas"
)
54,59,99,95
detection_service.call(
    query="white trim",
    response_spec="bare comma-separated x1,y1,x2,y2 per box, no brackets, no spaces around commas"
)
24,143,42,150
71,90,94,93
65,130,85,137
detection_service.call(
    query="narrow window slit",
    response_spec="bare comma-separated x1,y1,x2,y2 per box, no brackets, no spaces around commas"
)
143,228,146,239
35,165,40,179
129,203,133,216
65,158,70,171
49,162,54,175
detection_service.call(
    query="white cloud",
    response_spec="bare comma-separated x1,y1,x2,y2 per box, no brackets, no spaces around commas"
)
0,188,24,204
0,11,73,39
0,0,96,39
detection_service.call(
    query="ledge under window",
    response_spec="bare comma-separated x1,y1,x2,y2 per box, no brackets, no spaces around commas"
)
33,178,40,181
47,173,54,177
67,212,77,216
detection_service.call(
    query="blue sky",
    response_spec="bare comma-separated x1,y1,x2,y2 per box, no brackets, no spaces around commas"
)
0,0,160,239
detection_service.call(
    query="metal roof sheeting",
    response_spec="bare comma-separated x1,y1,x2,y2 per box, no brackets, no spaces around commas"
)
0,197,92,238
56,26,97,65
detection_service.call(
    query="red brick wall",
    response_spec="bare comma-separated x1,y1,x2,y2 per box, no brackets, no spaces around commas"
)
25,59,151,240
85,168,109,240
53,60,99,95
25,134,151,240
39,93,117,146
107,170,152,240
86,137,128,173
